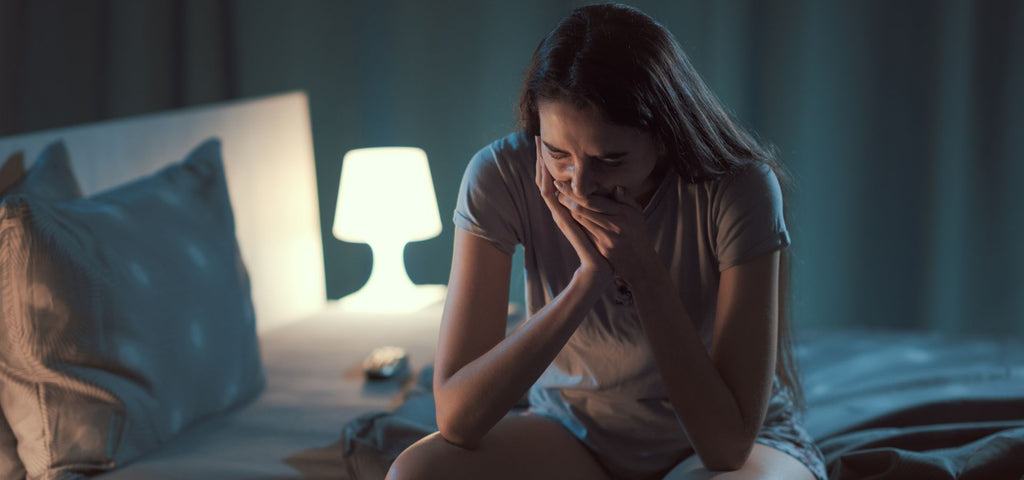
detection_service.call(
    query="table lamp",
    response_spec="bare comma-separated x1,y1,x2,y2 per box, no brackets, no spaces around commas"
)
332,147,447,313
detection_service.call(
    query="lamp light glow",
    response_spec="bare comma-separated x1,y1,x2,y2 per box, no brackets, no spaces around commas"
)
333,147,446,313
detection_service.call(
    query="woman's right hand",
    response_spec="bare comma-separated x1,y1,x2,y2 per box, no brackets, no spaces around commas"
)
535,136,614,286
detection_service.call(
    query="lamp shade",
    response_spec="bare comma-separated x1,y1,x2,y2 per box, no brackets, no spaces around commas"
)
333,147,442,243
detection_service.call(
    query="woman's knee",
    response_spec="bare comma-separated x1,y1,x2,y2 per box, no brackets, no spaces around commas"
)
387,414,611,480
386,432,452,480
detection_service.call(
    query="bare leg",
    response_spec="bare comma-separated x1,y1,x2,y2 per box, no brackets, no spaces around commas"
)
387,413,613,480
660,443,816,480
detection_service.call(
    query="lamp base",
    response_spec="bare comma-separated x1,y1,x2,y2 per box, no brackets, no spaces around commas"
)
334,283,447,314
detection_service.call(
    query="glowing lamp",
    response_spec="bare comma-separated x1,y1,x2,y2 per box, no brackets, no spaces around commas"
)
333,147,446,313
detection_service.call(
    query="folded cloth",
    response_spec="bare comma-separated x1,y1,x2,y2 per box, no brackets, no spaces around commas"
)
339,366,528,479
341,368,439,480
820,399,1024,480
341,328,1024,480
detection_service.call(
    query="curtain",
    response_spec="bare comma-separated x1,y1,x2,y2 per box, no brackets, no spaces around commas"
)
0,0,1020,335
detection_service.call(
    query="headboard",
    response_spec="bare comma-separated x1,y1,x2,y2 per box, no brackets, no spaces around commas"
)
0,91,326,332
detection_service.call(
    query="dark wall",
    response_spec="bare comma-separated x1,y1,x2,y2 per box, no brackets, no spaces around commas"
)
1,0,1022,335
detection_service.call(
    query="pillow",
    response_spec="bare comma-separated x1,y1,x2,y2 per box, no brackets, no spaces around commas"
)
0,151,26,193
0,138,265,479
0,141,81,201
0,140,81,480
0,421,21,480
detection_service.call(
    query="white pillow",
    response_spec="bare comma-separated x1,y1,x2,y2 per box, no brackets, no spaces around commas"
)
0,139,264,478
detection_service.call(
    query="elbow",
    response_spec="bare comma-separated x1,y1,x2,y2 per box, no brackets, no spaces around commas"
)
702,457,745,473
435,415,482,450
436,421,481,450
434,393,482,450
700,443,754,472
698,427,757,472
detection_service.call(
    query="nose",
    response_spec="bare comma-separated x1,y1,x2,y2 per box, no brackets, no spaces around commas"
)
569,160,597,197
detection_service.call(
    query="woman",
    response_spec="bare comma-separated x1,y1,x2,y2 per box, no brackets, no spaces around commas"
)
388,4,827,480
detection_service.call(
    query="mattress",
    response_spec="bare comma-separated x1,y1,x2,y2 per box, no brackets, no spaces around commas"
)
796,327,1024,478
798,327,1024,439
339,326,1024,480
94,303,446,480
94,310,1024,479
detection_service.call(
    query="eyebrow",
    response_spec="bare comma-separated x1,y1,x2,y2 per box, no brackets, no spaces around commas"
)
541,140,628,159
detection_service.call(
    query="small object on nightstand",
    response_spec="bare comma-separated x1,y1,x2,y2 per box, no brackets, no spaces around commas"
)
362,346,409,380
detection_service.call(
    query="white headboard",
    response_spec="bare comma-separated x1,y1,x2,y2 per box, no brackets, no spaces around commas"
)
0,91,326,332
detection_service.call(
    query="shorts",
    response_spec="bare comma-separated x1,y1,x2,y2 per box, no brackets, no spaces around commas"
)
752,395,828,480
527,376,827,480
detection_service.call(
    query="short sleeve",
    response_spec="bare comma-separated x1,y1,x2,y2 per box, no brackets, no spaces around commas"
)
713,162,791,271
452,140,527,255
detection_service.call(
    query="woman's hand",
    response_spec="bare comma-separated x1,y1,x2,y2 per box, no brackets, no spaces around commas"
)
551,179,656,285
535,137,613,286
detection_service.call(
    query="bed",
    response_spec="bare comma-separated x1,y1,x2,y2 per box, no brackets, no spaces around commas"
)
0,91,449,479
2,92,1022,480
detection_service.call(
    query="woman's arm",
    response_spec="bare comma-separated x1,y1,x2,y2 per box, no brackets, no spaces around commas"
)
433,230,607,449
434,143,615,449
629,249,779,471
553,184,779,470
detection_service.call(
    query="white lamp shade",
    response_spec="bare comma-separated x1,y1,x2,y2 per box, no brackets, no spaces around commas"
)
333,147,442,243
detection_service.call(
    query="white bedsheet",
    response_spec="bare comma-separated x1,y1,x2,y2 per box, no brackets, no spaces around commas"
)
95,303,445,480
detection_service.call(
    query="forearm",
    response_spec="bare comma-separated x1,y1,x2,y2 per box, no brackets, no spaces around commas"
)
435,269,608,448
629,257,756,470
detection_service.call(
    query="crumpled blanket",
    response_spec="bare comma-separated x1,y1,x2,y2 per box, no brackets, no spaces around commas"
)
799,328,1024,479
340,367,438,480
340,366,529,480
340,328,1024,479
820,399,1024,479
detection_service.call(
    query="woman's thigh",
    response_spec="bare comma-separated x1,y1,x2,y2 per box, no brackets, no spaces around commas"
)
386,413,613,480
660,443,816,480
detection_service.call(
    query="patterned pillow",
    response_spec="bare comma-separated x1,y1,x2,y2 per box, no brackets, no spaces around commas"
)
0,141,81,201
0,151,26,193
0,138,264,479
0,140,82,480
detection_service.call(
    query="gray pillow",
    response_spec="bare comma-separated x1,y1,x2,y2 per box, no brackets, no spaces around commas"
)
0,151,26,193
0,140,81,480
0,141,81,201
0,138,264,479
0,419,21,480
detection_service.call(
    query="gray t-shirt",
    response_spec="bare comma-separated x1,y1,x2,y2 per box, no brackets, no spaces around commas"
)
453,131,793,478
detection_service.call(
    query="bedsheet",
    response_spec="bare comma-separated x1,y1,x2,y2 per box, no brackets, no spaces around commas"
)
338,327,1024,480
88,314,1024,479
93,303,446,480
796,328,1024,479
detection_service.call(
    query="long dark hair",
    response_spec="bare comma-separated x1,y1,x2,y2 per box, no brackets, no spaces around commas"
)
517,3,806,410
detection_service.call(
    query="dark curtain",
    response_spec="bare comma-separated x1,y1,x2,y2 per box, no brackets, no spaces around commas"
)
0,0,1021,336
0,0,234,132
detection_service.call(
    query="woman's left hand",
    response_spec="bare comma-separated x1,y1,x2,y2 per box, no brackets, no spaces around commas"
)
553,181,657,284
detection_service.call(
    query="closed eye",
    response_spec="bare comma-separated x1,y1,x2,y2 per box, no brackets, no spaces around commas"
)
548,153,623,168
541,140,627,165
544,142,570,161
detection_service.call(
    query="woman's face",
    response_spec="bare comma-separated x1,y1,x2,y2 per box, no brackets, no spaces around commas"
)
537,99,666,206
